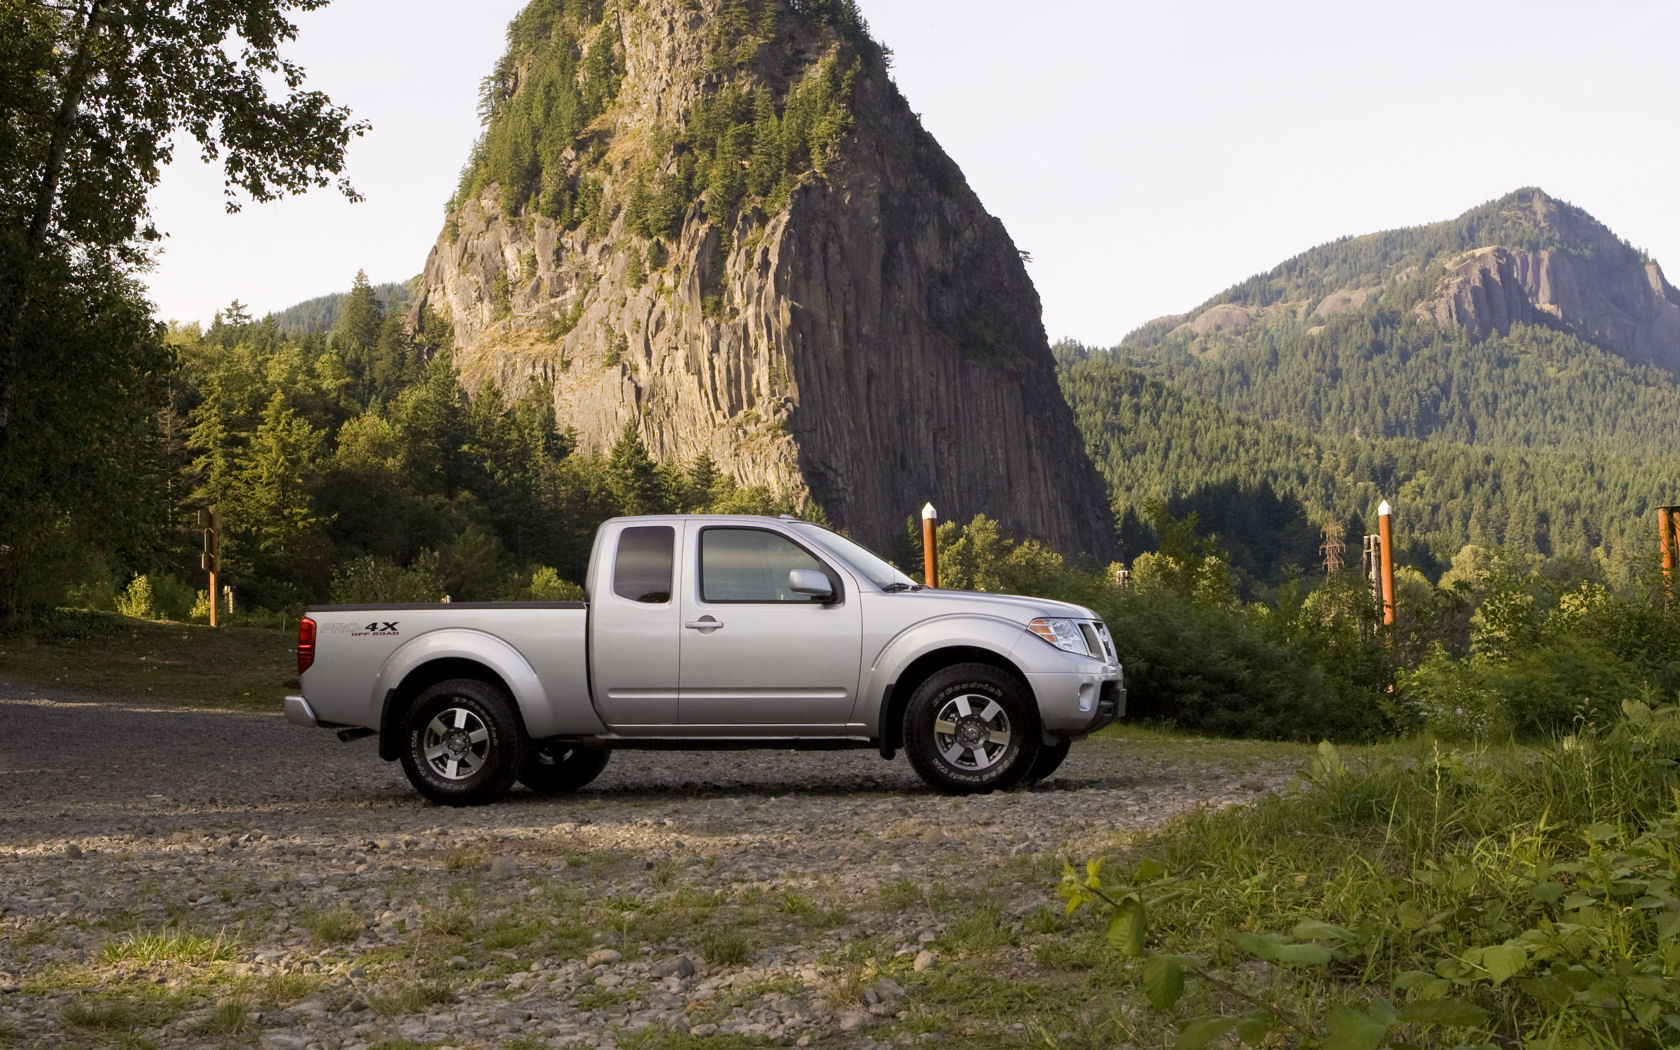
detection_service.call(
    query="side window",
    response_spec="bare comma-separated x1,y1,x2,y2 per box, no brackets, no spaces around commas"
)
613,526,674,603
700,528,830,603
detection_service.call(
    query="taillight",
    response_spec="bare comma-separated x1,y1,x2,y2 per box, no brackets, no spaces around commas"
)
297,616,316,675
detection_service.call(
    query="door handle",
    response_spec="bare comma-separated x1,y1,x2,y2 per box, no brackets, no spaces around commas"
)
684,616,724,631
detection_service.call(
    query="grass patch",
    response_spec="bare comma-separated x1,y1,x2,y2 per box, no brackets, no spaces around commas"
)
1084,720,1318,769
421,905,476,940
60,985,187,1034
296,905,363,945
571,985,644,1011
189,996,252,1036
695,927,753,967
100,928,237,966
442,848,485,872
367,979,455,1017
937,901,1016,953
480,915,546,952
0,612,294,711
259,971,326,1006
778,890,848,927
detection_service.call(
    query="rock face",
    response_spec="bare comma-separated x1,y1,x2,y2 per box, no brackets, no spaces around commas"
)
412,0,1115,557
1423,216,1680,372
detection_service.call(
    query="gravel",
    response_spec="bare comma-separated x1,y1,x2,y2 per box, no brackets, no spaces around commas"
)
0,680,1293,1049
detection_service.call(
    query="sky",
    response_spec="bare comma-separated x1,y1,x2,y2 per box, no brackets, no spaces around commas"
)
143,0,1680,346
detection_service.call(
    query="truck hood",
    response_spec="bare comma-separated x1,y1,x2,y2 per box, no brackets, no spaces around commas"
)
899,588,1102,623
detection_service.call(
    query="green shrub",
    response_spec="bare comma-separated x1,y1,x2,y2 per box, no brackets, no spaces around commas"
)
522,566,584,601
116,573,196,622
1065,702,1680,1050
1402,562,1680,740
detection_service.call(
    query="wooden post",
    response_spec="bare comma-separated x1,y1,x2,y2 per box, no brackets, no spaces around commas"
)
1660,506,1677,606
921,503,938,588
1377,500,1396,627
199,506,221,627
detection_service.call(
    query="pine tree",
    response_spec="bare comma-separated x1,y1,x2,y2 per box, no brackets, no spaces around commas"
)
332,270,384,393
608,420,663,515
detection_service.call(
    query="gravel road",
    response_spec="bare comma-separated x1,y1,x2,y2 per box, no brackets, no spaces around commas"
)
0,682,1294,1050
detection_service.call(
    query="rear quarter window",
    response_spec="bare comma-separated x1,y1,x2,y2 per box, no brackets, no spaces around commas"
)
613,525,674,603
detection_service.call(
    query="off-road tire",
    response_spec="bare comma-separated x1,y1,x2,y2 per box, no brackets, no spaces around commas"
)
902,663,1039,794
1024,739,1072,784
399,678,525,806
519,742,611,794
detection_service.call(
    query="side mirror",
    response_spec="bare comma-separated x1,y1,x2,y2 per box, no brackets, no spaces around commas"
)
788,569,834,601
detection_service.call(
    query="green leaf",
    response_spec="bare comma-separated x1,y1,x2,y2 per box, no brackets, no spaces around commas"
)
1481,943,1527,984
1518,975,1574,1005
1175,1017,1238,1050
1231,932,1290,960
1529,881,1565,903
1273,942,1333,966
1142,956,1185,1009
1105,897,1146,957
1233,1014,1271,1045
1292,919,1357,943
1396,998,1491,1027
1134,857,1167,881
1585,822,1621,843
1323,1004,1388,1050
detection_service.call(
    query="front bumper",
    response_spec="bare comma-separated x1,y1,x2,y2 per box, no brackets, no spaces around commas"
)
1025,666,1125,737
283,695,319,728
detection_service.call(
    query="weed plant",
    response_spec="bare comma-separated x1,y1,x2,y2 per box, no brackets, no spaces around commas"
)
1064,701,1680,1048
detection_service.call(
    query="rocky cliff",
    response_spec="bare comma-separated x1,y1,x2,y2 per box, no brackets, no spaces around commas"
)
1421,192,1680,371
411,0,1115,557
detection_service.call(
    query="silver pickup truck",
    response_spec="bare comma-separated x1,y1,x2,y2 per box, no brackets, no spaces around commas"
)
286,515,1123,804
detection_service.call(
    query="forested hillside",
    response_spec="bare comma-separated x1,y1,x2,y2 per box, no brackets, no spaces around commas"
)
1070,189,1680,578
264,276,414,339
116,276,820,619
1058,352,1665,579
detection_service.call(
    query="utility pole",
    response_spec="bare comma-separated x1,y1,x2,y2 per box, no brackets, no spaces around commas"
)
198,506,221,627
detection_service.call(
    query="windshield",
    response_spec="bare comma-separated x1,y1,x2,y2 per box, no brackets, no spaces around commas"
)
790,522,920,591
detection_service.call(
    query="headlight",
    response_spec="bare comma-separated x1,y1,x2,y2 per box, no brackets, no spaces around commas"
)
1028,617,1087,654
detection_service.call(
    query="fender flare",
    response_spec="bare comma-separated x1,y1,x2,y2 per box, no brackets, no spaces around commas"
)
861,615,1034,752
369,629,558,756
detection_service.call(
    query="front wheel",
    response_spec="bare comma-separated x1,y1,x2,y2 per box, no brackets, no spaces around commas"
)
399,678,525,806
903,663,1040,794
519,742,611,794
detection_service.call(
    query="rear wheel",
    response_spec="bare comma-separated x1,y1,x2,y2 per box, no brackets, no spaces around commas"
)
1024,739,1071,784
519,742,611,794
399,678,525,806
903,663,1039,794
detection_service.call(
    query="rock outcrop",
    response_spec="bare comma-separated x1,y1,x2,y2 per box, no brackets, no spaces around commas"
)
412,0,1115,557
1423,226,1680,372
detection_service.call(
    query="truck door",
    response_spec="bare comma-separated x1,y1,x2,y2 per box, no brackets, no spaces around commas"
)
678,524,862,730
587,522,681,729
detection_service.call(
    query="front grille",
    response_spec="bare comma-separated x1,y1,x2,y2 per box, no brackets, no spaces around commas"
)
1077,622,1102,657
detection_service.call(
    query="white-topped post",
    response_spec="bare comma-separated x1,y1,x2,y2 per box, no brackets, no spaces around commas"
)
921,503,938,588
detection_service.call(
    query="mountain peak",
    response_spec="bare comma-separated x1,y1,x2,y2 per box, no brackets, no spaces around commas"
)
409,0,1115,556
1126,189,1680,372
